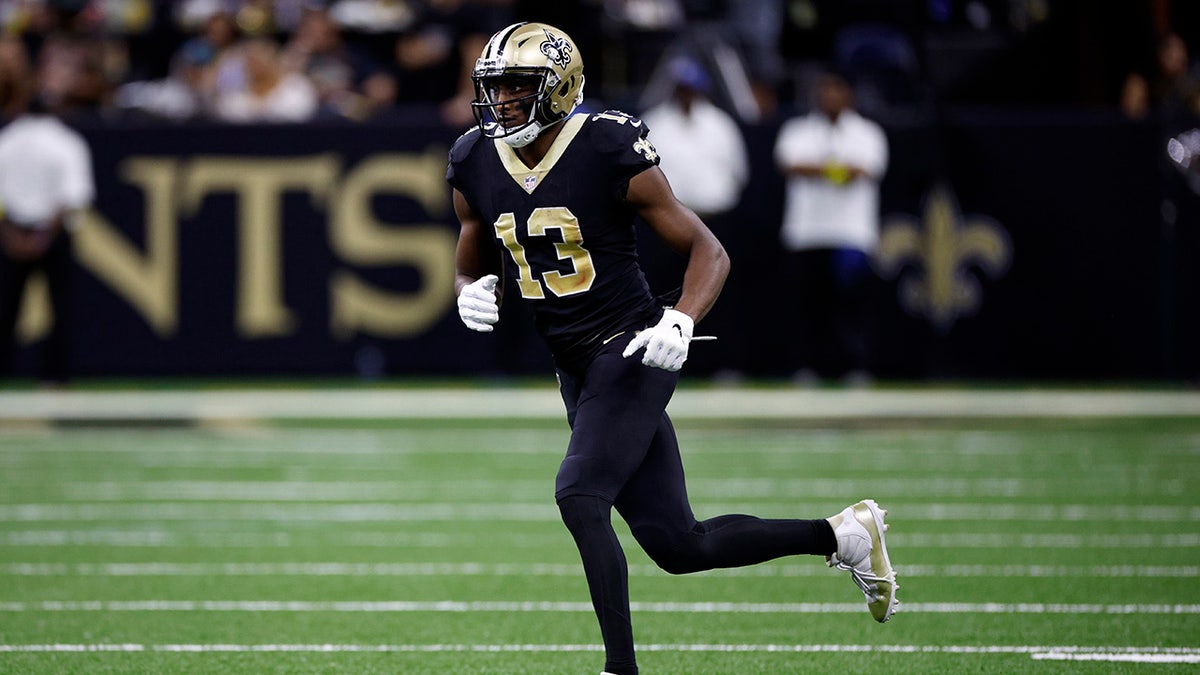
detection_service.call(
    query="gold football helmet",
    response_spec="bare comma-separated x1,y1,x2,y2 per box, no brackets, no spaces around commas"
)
471,22,585,147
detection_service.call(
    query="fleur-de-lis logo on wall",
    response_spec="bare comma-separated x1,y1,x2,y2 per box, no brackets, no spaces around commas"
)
873,183,1012,333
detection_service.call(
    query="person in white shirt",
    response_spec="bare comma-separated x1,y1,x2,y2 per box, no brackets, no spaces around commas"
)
641,57,750,375
775,71,888,383
641,57,749,219
0,99,96,383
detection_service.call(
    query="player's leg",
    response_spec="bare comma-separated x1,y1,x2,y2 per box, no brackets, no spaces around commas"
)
554,339,681,675
616,413,900,621
557,492,635,674
615,413,836,574
556,364,636,673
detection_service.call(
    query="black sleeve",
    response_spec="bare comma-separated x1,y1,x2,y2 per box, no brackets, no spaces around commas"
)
446,127,482,192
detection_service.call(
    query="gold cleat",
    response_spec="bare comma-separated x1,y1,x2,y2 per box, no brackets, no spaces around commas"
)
827,499,899,622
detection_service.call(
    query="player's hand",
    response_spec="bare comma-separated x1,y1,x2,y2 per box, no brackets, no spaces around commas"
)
622,308,694,371
457,274,500,332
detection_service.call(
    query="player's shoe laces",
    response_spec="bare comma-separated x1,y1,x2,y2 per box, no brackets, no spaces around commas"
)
827,499,899,622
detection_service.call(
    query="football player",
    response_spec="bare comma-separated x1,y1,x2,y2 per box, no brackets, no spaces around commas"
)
448,22,898,675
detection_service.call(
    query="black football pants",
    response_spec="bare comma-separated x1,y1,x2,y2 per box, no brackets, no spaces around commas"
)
554,332,836,675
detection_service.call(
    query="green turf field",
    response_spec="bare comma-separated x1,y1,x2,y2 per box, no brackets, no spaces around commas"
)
1,388,1199,673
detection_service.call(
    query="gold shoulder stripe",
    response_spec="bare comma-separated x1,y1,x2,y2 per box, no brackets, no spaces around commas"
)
495,114,587,194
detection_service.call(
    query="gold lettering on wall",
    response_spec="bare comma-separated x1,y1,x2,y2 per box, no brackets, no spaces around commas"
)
15,274,50,343
181,155,339,337
73,158,180,336
329,151,456,339
21,150,456,351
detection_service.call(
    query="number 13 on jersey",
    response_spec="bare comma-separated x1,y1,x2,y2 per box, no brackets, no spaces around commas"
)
494,207,596,299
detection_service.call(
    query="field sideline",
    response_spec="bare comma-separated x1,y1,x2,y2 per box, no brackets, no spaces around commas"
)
1,385,1199,673
3,386,1200,421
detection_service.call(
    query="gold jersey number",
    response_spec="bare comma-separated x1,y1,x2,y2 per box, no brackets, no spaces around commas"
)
494,207,596,299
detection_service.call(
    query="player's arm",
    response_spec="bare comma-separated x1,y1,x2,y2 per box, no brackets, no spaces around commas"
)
453,189,497,293
453,188,503,332
625,166,729,324
620,166,728,371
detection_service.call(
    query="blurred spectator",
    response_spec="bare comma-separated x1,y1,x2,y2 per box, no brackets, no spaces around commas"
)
177,0,284,35
0,36,35,120
283,6,396,120
115,11,238,120
641,57,747,218
183,9,240,114
176,1,238,32
831,21,923,117
0,94,96,385
629,1,773,123
726,0,784,118
393,0,511,127
8,0,95,40
640,56,750,377
774,70,887,384
213,37,318,122
234,0,277,35
327,0,417,33
1121,32,1200,125
601,0,684,102
2,1,130,120
181,9,240,72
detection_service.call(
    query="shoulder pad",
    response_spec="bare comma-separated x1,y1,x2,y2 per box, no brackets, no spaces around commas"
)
448,127,482,165
586,110,650,152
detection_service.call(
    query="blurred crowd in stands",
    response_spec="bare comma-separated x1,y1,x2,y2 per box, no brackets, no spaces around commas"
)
0,0,1197,128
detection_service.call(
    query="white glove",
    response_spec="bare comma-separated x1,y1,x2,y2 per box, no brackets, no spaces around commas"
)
622,308,694,371
457,274,500,332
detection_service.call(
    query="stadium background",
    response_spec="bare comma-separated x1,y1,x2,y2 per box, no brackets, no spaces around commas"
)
3,3,1200,673
2,0,1199,382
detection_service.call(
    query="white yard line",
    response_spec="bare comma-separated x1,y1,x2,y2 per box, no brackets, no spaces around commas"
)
0,643,1198,663
1031,652,1200,663
3,426,1190,458
5,530,1198,549
0,530,478,548
19,475,1184,501
1,562,1196,579
0,600,1197,614
3,389,1200,421
2,502,1197,522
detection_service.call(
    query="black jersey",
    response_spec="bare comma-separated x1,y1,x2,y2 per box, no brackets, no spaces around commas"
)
448,110,663,367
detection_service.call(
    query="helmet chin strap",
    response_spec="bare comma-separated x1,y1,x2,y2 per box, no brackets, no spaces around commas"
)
502,121,543,148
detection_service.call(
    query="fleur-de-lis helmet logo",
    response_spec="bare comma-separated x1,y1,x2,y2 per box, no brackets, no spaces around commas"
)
540,29,572,69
